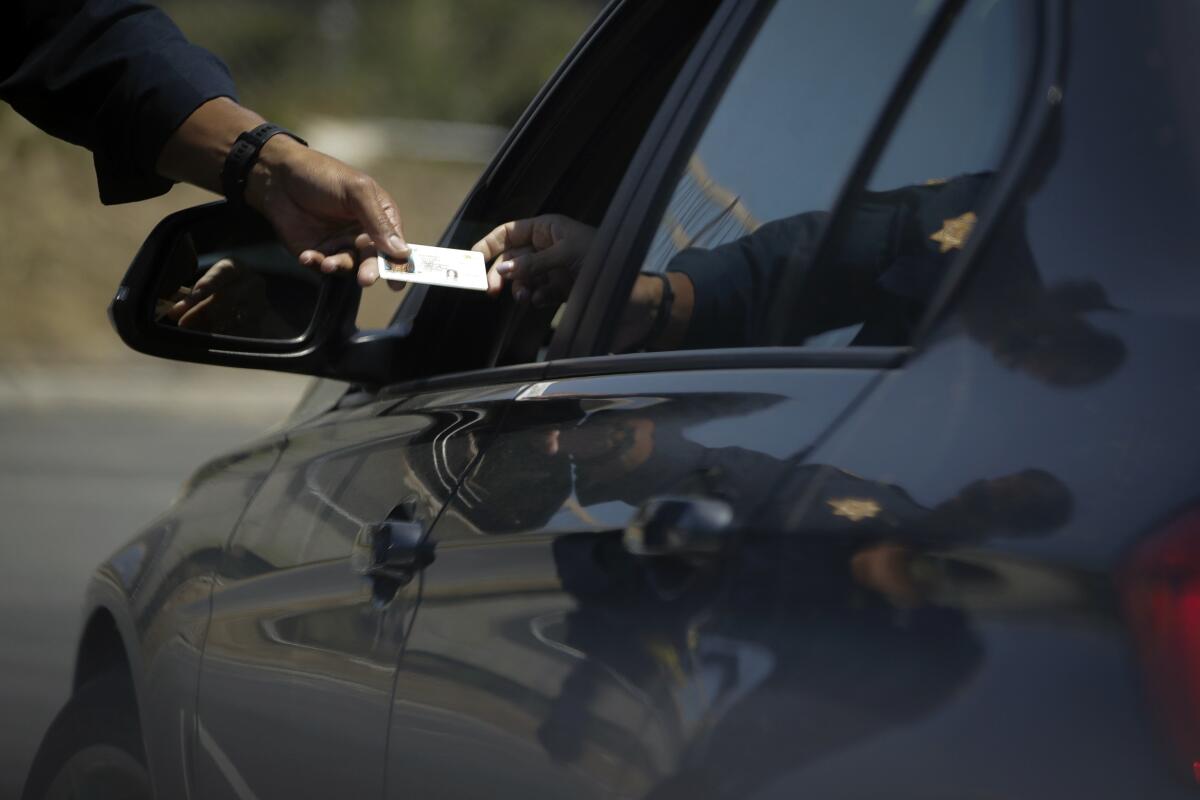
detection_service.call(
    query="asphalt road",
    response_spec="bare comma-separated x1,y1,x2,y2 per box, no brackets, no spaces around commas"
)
0,383,294,797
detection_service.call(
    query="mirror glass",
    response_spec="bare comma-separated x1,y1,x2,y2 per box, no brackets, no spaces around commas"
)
152,213,324,343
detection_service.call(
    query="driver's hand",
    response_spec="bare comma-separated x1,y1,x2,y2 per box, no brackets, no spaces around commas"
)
472,215,596,308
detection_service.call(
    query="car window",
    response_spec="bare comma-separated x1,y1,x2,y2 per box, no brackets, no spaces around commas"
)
941,2,1200,392
594,0,1035,355
388,0,723,375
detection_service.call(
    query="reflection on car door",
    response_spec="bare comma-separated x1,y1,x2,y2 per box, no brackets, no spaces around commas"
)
192,384,518,799
383,369,878,798
374,0,1050,794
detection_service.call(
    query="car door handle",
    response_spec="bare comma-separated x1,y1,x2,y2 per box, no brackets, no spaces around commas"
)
623,495,735,558
351,502,435,586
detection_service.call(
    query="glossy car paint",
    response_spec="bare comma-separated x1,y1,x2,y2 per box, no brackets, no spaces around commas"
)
384,369,877,797
61,0,1200,798
85,443,283,796
193,382,521,797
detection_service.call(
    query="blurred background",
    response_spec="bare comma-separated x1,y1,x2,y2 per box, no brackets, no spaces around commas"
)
0,1,602,792
0,0,603,363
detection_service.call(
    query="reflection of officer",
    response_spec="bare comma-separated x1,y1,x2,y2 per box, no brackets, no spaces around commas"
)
557,398,1073,546
452,394,786,534
483,399,1074,785
671,174,999,349
639,468,1071,799
779,463,1073,546
675,172,1125,386
537,458,1073,794
537,531,714,764
457,389,1074,545
482,171,1125,385
648,584,981,799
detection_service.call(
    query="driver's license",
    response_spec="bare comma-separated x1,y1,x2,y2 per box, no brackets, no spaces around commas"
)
379,244,488,291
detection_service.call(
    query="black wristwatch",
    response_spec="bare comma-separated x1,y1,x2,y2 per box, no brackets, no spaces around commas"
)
629,271,675,352
220,123,308,209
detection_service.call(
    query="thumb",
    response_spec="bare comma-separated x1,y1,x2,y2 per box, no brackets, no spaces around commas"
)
350,177,409,262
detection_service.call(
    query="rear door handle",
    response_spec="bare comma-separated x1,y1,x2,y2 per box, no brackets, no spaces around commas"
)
623,495,735,558
352,500,435,586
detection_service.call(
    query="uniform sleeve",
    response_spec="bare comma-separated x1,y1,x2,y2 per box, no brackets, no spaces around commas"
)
665,212,830,349
1,0,238,204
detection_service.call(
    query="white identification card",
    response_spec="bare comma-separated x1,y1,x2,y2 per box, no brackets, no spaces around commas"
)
379,244,489,291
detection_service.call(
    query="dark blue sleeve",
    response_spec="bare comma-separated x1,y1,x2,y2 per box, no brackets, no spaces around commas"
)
667,212,829,349
664,174,998,350
1,0,238,204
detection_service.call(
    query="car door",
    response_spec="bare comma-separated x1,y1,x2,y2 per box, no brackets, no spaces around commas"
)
191,376,535,799
383,0,1042,797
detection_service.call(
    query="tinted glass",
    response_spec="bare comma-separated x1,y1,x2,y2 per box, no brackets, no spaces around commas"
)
1017,3,1200,319
642,2,930,271
791,2,1200,570
781,0,1036,348
608,0,1034,354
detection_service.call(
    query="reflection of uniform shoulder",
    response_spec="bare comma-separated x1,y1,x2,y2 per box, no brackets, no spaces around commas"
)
783,464,929,534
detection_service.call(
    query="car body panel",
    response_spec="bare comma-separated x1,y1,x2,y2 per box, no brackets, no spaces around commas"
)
192,384,523,799
735,322,1199,798
384,369,879,798
82,440,283,797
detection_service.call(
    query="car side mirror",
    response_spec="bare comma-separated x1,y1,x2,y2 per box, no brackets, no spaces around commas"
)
109,201,410,385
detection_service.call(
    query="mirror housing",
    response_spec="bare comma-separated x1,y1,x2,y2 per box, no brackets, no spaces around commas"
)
109,201,410,386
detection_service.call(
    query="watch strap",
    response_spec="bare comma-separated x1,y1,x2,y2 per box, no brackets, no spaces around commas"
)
220,123,308,209
628,271,675,352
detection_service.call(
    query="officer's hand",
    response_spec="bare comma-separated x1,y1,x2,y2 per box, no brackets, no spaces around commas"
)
472,215,596,307
245,136,409,287
158,98,409,287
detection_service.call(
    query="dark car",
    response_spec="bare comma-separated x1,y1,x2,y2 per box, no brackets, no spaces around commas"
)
22,0,1200,797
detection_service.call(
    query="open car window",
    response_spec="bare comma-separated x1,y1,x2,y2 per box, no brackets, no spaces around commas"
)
383,0,724,378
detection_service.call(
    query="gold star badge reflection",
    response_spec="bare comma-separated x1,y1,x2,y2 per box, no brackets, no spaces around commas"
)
827,497,882,522
929,211,978,253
